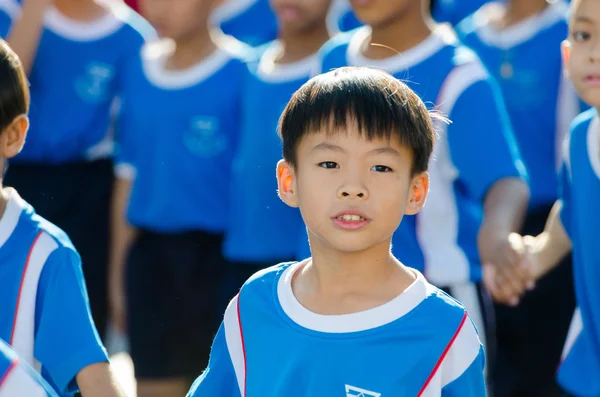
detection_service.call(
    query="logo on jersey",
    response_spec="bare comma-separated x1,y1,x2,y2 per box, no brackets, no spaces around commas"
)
183,116,227,157
75,62,115,103
345,384,381,397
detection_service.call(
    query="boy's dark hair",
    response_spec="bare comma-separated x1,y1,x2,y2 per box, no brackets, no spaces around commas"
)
278,67,438,176
0,39,29,133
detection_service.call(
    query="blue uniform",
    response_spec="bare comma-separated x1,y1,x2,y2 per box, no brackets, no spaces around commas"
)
224,42,309,263
300,26,526,288
432,0,491,25
557,109,600,396
116,37,249,233
0,189,107,396
0,0,153,164
188,262,486,397
458,1,580,209
327,0,362,34
211,0,277,47
0,339,57,397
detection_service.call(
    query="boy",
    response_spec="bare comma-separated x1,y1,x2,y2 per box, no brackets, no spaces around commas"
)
224,0,332,286
188,67,486,397
0,39,124,397
0,339,58,397
458,1,581,395
487,0,600,395
298,0,530,354
110,0,250,396
0,0,154,341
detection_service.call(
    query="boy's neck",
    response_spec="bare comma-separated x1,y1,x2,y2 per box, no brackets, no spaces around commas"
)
53,0,108,22
167,29,216,71
300,239,416,308
277,25,330,64
363,13,433,61
499,0,549,28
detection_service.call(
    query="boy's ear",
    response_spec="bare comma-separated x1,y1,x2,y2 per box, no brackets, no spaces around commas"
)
276,159,299,208
1,115,28,159
405,171,429,215
561,40,571,79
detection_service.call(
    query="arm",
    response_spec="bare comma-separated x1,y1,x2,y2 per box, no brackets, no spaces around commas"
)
76,362,126,397
108,174,136,333
6,0,50,74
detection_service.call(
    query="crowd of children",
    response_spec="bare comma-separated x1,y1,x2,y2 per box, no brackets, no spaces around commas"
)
0,0,598,396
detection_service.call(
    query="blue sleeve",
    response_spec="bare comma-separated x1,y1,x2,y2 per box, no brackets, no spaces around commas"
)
441,347,486,396
447,78,527,202
187,323,241,397
34,247,108,394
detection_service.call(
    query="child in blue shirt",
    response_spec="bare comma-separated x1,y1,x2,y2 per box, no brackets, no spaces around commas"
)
458,1,581,395
0,0,154,341
0,39,124,397
224,0,332,286
188,67,486,397
489,1,600,396
0,339,58,397
111,0,250,395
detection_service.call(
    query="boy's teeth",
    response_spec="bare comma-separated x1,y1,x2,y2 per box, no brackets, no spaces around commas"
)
338,214,364,221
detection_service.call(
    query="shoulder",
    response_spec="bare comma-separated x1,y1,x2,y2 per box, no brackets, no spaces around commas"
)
565,109,598,165
0,0,19,20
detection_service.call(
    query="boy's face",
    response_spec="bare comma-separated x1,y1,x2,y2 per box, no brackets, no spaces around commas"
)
140,0,217,40
564,0,600,107
278,123,429,254
349,0,420,28
270,0,332,35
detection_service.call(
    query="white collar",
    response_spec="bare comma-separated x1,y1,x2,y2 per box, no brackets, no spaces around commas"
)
0,188,26,249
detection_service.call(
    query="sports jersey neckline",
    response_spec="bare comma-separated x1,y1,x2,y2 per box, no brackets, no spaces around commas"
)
346,24,457,74
44,4,125,42
210,0,258,24
0,189,25,249
277,260,433,333
473,0,568,50
256,41,320,83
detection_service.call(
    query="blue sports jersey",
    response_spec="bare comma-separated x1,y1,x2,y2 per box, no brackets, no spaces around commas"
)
116,37,249,233
327,0,362,34
211,0,277,47
299,26,526,287
224,42,310,263
458,1,580,209
432,0,491,25
0,339,57,397
557,109,600,396
0,189,107,396
0,0,153,164
188,262,486,396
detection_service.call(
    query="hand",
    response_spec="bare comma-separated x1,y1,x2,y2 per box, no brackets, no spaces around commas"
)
108,276,127,334
481,233,534,306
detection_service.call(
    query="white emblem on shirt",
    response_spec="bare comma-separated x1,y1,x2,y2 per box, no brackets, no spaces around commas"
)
345,384,382,397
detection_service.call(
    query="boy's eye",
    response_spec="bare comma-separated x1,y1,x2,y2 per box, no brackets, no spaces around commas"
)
319,161,339,169
371,165,393,173
573,31,591,42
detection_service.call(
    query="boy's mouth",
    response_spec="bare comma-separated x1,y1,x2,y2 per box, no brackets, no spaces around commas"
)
331,210,370,230
584,73,600,86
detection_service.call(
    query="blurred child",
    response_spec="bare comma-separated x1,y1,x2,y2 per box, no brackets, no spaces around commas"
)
0,339,58,397
110,0,250,396
0,0,154,341
297,0,530,368
0,38,125,397
224,0,331,287
458,1,581,395
487,0,600,395
189,66,486,397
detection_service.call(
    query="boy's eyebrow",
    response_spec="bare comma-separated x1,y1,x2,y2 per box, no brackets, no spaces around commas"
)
574,16,596,23
368,147,402,157
310,142,346,153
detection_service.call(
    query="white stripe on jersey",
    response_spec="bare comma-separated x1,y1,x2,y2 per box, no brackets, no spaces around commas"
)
0,362,48,397
417,60,489,286
0,0,20,19
561,308,583,362
11,232,59,372
224,294,246,396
